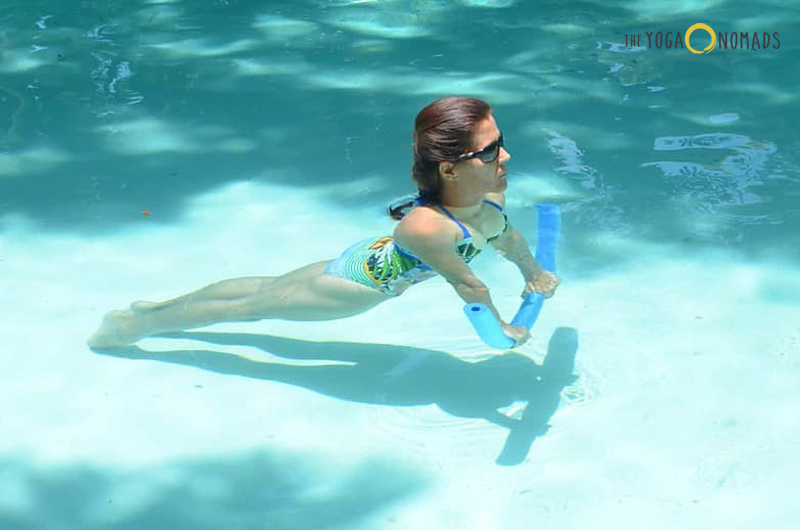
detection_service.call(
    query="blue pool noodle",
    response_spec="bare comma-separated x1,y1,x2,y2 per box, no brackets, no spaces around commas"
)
464,204,560,349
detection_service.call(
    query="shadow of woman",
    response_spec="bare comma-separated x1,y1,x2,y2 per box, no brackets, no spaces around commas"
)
92,327,579,465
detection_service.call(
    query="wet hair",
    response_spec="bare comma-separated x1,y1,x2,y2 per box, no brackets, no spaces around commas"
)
387,96,492,220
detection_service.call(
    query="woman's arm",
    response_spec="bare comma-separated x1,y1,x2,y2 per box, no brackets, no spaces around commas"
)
490,224,543,283
393,212,506,323
485,192,558,297
484,192,542,281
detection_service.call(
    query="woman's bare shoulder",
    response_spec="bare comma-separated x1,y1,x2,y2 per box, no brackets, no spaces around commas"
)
394,205,456,243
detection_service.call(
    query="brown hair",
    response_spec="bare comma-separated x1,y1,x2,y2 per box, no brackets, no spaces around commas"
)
388,96,492,220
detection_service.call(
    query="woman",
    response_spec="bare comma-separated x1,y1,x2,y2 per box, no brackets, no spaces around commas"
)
88,97,559,349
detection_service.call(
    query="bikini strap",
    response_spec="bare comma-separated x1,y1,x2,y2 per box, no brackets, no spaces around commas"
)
482,198,504,212
436,204,472,240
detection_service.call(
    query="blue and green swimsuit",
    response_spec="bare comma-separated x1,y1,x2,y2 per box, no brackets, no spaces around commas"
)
324,199,508,296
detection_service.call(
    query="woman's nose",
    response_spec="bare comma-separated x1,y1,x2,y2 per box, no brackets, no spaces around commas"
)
499,146,511,163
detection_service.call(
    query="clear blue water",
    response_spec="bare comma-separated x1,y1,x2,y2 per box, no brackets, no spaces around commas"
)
2,1,798,253
2,1,798,529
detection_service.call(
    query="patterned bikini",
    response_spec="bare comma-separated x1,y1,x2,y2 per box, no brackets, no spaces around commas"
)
324,199,508,296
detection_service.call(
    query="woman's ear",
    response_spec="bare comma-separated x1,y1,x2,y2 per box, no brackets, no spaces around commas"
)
438,161,457,180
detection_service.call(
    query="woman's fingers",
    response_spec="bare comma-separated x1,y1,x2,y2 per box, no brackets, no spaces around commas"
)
522,272,560,298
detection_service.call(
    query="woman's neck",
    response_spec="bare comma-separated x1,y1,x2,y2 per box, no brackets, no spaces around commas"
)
439,188,484,217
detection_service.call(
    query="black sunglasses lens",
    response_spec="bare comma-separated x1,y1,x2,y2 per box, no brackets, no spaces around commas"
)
479,141,500,163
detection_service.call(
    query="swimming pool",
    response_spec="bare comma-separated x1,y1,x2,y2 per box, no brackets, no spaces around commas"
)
1,1,798,528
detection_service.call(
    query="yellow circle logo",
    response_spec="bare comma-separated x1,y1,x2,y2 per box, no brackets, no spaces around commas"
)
685,23,716,54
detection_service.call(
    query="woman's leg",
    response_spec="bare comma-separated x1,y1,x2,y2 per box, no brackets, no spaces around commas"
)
87,260,392,348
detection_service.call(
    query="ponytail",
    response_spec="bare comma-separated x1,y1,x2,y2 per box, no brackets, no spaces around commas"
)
387,190,430,220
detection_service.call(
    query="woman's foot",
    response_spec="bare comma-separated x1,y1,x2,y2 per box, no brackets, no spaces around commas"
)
87,309,149,349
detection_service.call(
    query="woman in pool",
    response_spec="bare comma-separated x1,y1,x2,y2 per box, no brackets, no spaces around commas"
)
88,96,559,349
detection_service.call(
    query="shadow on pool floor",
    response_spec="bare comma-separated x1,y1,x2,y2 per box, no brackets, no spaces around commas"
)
93,327,579,466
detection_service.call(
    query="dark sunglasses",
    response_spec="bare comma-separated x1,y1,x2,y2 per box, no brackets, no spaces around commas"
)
454,132,504,164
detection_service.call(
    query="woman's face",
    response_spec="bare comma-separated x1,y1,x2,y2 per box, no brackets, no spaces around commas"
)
443,113,511,196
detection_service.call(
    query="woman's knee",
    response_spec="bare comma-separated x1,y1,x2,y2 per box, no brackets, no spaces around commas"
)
235,283,293,320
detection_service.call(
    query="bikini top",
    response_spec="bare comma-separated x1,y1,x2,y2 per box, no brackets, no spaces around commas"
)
394,198,509,271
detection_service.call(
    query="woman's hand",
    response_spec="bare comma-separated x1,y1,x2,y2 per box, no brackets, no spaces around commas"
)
502,323,531,348
522,270,560,299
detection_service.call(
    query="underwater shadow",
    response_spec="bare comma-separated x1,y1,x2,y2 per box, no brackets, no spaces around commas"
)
0,450,424,530
93,327,579,466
